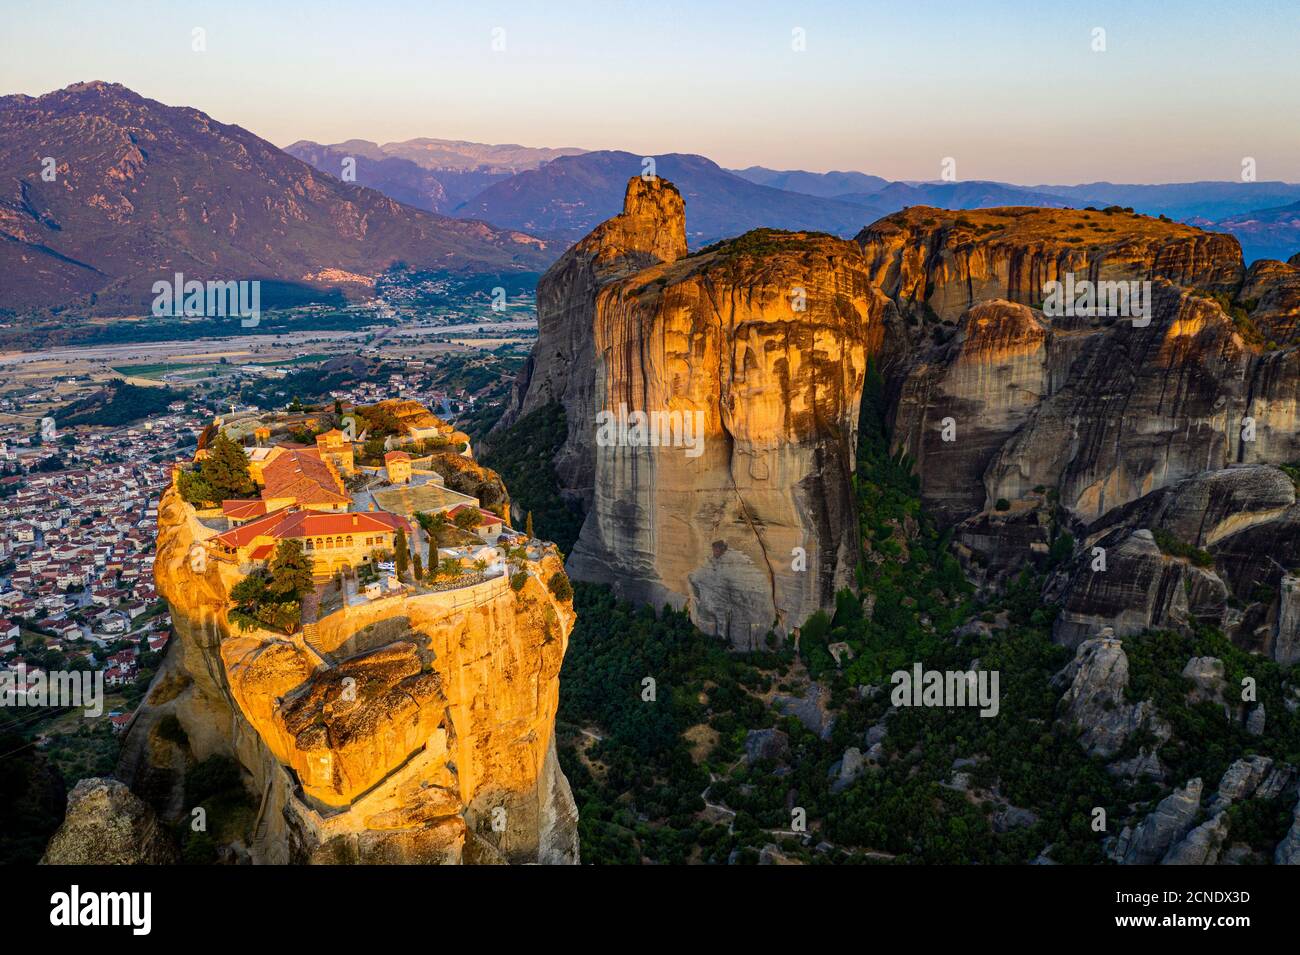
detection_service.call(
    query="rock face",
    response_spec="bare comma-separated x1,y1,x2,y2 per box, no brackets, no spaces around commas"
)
860,206,1300,673
42,778,180,865
501,176,891,646
1162,813,1228,865
892,300,1049,524
115,483,579,865
1277,802,1300,864
1045,466,1300,660
1050,529,1225,649
862,207,1300,531
858,205,1244,324
1116,777,1203,865
1055,633,1169,765
1240,257,1300,347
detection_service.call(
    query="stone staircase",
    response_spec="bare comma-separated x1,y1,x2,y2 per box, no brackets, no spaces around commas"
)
301,621,325,658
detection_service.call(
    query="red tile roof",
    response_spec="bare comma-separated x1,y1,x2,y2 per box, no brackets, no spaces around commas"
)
222,499,268,520
212,508,410,549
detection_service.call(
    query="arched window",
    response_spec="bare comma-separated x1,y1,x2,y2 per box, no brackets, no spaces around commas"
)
305,539,314,550
346,536,354,546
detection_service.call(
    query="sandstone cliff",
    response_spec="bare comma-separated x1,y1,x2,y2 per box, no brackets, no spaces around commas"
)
857,205,1244,323
115,486,578,865
501,177,890,646
869,209,1300,532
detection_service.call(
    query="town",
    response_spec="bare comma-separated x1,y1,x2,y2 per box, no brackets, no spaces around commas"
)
0,354,522,777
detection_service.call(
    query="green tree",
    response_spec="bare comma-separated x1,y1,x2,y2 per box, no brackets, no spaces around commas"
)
547,570,573,601
420,511,449,548
227,540,313,634
267,540,314,600
453,509,481,532
195,433,255,502
412,551,424,581
525,511,534,538
394,527,409,579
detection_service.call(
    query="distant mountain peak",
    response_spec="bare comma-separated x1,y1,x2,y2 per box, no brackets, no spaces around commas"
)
0,83,552,314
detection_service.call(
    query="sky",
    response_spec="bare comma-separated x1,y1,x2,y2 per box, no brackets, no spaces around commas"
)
3,0,1299,184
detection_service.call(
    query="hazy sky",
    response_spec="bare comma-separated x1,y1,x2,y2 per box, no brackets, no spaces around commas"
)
4,0,1299,183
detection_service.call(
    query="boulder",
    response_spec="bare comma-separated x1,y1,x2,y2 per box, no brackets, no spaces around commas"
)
1055,634,1170,761
41,777,180,865
773,683,837,739
1120,778,1203,865
744,728,790,765
1277,801,1300,865
1210,756,1274,813
830,747,865,794
1162,812,1229,865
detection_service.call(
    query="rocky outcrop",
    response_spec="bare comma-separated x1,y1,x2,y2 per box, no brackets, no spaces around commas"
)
773,682,837,739
422,450,510,518
42,778,180,865
858,205,1244,323
502,176,890,646
1054,633,1170,767
1208,756,1287,813
1162,813,1228,865
1049,529,1228,649
891,300,1048,523
112,482,579,865
863,209,1300,538
1277,801,1300,864
1045,466,1300,661
1160,758,1297,864
1182,656,1233,716
494,175,688,502
743,728,790,764
1114,777,1203,864
1240,258,1300,347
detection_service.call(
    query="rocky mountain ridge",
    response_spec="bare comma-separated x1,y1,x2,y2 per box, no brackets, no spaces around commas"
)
0,83,551,313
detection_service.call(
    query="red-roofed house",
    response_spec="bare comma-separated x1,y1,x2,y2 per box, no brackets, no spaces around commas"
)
446,504,506,543
208,508,411,576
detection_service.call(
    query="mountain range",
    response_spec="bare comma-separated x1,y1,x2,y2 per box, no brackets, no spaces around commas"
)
289,138,1300,262
0,83,551,314
282,137,584,212
4,81,1300,318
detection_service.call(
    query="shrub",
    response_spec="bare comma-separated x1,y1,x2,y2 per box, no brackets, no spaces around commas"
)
548,570,573,601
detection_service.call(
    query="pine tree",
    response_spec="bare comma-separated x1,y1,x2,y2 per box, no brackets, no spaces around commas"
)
412,551,424,581
202,434,255,500
526,511,534,539
268,540,314,600
394,527,409,579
